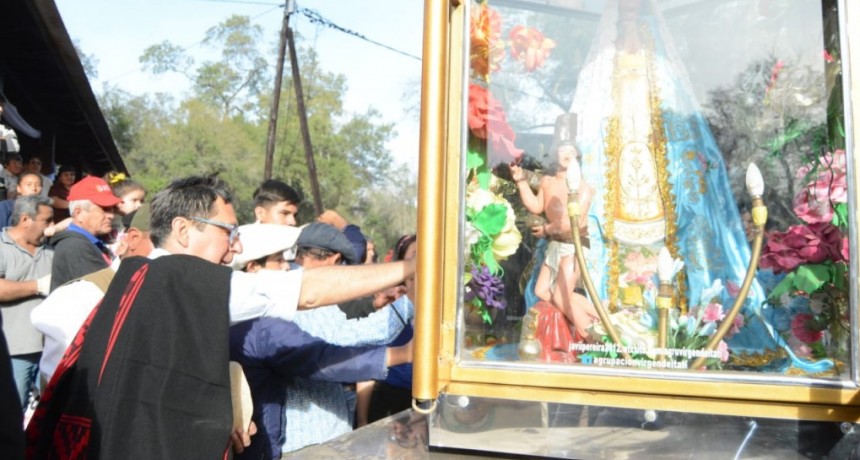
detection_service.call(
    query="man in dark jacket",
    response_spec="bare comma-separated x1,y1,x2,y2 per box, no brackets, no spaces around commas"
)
49,176,120,290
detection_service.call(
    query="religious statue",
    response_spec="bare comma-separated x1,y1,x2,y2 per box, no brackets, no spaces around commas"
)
511,113,598,342
568,0,831,372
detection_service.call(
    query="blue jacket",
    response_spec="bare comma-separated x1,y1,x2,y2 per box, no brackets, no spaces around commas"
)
230,317,388,460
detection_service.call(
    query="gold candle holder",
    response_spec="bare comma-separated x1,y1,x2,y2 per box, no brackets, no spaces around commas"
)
690,164,767,369
566,161,631,361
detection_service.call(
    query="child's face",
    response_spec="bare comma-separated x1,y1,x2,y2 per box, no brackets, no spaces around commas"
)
263,252,291,271
118,189,145,215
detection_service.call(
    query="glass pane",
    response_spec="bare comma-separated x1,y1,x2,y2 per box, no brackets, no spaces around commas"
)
460,0,851,383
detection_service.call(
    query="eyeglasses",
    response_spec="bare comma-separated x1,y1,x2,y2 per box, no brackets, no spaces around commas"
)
190,217,240,246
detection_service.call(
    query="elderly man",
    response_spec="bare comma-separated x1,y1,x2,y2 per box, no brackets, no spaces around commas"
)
0,196,53,409
32,205,154,385
49,176,121,290
27,175,415,460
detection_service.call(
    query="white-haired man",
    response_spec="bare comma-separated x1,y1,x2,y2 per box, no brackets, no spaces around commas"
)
49,176,121,290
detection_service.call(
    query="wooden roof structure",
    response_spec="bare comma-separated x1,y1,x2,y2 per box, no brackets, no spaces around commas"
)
0,0,126,175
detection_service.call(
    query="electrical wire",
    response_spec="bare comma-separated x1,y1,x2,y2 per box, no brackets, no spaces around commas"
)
296,7,421,62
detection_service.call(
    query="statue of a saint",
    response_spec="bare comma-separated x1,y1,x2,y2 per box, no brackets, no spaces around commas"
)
511,113,598,341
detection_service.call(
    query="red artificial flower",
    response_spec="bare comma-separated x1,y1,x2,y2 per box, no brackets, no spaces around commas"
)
467,84,523,166
759,222,848,274
508,25,556,72
791,313,823,344
470,4,505,78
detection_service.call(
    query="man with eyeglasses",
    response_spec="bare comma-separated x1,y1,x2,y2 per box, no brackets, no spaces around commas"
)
28,175,417,460
49,176,122,291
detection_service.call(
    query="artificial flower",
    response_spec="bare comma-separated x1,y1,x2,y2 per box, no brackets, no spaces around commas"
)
702,302,725,323
726,314,745,339
464,265,507,311
793,150,848,224
508,25,556,72
465,184,522,261
469,4,505,78
717,340,730,362
467,84,523,166
699,321,716,337
791,313,823,344
759,222,848,274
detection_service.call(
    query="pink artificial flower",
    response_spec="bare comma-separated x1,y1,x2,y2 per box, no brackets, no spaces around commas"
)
702,302,725,323
791,313,823,344
726,314,745,339
726,280,741,297
794,150,848,224
467,84,523,166
718,340,730,363
823,49,834,63
787,335,814,358
760,222,848,274
508,26,556,72
765,59,784,98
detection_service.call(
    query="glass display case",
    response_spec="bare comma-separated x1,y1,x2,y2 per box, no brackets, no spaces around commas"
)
413,0,860,456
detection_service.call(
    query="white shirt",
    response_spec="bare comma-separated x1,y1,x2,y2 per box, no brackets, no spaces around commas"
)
31,280,104,382
148,248,303,323
32,249,303,382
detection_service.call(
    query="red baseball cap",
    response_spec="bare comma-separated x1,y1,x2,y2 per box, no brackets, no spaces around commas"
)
68,176,122,208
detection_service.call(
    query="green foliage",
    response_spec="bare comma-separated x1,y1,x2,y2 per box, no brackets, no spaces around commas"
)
97,15,415,236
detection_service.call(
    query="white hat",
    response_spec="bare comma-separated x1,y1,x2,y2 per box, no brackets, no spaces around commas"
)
230,223,301,271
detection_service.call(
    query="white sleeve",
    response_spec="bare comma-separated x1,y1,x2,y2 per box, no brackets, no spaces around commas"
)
228,269,303,324
31,281,105,382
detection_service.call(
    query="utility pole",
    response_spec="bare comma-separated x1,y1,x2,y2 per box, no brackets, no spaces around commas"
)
263,1,289,181
287,8,323,215
264,0,323,215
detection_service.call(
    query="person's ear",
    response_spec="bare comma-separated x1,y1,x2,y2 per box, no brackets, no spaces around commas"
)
172,217,191,248
253,206,266,222
245,260,262,273
125,229,141,251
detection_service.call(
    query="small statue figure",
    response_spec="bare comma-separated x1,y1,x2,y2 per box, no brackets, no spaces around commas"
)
511,113,598,342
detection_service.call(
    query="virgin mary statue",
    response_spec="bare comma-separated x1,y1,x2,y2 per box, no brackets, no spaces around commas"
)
570,0,829,372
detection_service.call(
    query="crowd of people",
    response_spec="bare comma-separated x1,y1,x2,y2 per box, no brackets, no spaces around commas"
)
0,158,419,459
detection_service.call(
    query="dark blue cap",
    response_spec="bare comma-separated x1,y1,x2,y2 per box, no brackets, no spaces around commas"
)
297,222,358,265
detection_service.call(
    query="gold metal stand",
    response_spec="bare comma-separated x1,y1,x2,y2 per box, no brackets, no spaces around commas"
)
690,195,767,369
568,192,631,361
656,282,673,361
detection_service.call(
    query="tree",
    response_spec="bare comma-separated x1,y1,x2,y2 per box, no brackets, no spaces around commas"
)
140,15,270,119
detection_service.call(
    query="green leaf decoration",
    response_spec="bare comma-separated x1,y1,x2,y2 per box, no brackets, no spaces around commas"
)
472,203,508,236
832,263,848,292
794,264,831,294
481,308,493,324
833,203,849,229
767,119,807,156
476,163,491,190
767,272,796,302
467,150,485,170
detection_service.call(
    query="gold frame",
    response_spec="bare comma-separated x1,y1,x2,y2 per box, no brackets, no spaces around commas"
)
414,0,860,422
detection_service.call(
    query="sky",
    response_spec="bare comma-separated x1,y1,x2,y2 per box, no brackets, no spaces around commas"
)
54,0,425,171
